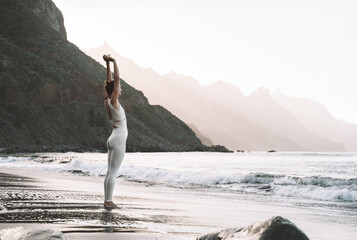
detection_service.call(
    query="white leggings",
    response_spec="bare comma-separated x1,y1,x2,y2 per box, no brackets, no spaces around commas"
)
104,127,128,201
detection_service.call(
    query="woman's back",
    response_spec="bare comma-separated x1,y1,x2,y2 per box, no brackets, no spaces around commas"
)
105,100,126,128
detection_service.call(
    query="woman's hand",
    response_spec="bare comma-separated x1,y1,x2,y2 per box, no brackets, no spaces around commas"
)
108,56,116,62
103,54,111,63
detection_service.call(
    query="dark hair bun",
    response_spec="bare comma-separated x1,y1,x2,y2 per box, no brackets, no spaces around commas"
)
104,80,115,97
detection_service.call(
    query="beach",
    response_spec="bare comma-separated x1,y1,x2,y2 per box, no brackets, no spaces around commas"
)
0,152,356,239
0,167,191,239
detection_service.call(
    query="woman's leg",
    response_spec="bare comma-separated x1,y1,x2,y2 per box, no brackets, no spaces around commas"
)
104,146,125,202
104,148,112,201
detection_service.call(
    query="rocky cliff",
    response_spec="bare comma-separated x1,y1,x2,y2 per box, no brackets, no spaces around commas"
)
0,0,227,153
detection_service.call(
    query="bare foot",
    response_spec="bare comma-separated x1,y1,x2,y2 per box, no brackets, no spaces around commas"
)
104,201,119,210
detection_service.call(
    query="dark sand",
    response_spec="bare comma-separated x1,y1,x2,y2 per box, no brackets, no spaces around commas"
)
0,168,193,239
1,167,356,240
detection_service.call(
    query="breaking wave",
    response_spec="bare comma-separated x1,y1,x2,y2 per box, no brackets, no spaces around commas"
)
1,153,356,202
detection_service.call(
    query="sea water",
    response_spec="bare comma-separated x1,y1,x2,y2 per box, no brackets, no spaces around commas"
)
1,151,357,235
1,152,356,203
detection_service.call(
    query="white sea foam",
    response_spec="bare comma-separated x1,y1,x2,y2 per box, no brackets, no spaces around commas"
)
118,165,357,201
1,152,356,202
273,185,357,202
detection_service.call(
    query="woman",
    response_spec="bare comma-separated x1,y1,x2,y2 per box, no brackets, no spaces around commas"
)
102,54,128,209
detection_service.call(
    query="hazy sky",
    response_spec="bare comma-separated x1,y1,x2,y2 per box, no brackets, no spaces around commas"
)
53,0,357,125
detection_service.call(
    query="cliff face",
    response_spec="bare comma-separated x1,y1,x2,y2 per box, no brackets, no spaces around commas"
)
0,0,223,153
1,0,66,38
27,0,67,38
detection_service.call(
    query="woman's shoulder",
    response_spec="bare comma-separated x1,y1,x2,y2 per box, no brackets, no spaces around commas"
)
109,98,120,110
109,97,120,105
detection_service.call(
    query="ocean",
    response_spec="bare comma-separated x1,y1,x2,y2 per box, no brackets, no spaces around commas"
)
1,151,356,239
1,152,356,203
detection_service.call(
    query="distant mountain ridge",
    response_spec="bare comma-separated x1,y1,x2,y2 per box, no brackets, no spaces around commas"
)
273,90,357,151
0,0,227,153
85,43,356,151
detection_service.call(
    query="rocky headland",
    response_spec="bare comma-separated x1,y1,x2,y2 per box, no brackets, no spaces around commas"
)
0,0,229,153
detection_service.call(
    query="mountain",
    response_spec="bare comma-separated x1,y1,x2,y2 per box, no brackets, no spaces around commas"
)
0,0,227,153
85,43,345,151
273,90,357,151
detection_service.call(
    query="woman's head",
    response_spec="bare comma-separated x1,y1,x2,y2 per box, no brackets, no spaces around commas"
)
104,80,114,97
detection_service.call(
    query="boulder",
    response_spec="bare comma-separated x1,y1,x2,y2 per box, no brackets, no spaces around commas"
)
0,226,65,240
197,216,309,240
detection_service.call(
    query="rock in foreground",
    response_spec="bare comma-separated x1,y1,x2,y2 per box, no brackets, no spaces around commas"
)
0,226,65,240
197,216,309,240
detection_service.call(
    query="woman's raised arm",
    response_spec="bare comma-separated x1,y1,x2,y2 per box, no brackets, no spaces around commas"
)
109,57,122,102
103,55,112,82
112,58,120,82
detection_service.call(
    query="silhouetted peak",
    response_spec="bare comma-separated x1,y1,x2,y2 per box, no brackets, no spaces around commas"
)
208,80,230,87
143,67,158,75
272,90,334,118
164,71,178,77
89,42,113,53
99,41,112,49
102,41,110,47
209,80,236,88
163,71,202,87
207,80,244,97
249,87,271,98
273,89,285,97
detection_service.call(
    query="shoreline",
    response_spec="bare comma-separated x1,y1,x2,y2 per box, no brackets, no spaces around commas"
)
1,164,357,240
0,167,194,239
0,144,231,155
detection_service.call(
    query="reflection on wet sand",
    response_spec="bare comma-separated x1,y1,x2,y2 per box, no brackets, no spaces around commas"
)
0,172,183,236
101,210,114,232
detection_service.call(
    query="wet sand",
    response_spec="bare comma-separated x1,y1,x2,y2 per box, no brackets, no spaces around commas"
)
1,167,356,240
0,168,191,239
